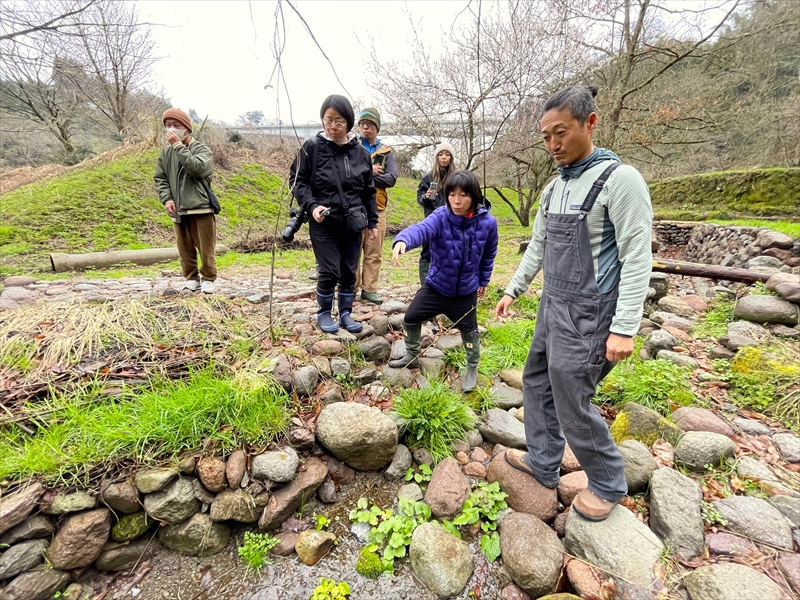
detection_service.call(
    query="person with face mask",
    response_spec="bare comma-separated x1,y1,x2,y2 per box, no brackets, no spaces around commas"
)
154,108,217,293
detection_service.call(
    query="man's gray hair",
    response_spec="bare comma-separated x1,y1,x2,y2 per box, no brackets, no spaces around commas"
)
543,86,599,124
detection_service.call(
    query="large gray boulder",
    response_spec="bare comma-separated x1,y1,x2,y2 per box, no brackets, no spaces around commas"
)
134,468,178,494
673,431,735,471
648,467,704,560
500,512,564,597
158,513,230,557
490,383,524,409
251,447,299,482
712,496,794,550
478,408,526,449
684,562,792,600
727,320,769,340
258,457,328,530
143,477,200,524
565,506,664,589
41,491,97,515
671,407,735,437
747,255,787,270
409,522,474,598
317,402,398,470
733,295,799,325
46,508,112,569
618,439,658,494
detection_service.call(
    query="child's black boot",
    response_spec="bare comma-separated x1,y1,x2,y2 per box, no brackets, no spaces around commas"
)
461,330,481,392
388,322,421,369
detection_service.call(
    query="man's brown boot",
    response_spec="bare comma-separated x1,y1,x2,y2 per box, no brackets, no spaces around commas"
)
572,489,617,522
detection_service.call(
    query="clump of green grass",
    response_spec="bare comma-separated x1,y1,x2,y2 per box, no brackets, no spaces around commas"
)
596,358,695,415
0,369,291,484
445,319,536,377
728,346,800,417
391,380,475,462
691,296,735,339
238,531,279,574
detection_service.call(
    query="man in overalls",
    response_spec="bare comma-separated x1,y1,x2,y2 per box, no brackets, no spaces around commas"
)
495,86,653,521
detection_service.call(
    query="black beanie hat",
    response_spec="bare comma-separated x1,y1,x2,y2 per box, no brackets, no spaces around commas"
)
320,94,355,131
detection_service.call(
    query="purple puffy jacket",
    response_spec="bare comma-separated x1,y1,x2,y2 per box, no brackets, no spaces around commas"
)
395,205,499,297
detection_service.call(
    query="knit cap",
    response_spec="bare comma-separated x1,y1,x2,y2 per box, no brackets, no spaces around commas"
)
358,107,381,132
162,108,193,133
434,142,456,159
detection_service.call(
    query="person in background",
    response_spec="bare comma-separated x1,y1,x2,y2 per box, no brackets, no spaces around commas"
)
390,170,498,392
416,143,456,285
355,107,398,305
495,86,653,522
154,108,217,293
289,94,378,334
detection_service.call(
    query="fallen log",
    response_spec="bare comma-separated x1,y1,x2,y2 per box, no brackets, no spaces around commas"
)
652,259,776,284
50,245,229,272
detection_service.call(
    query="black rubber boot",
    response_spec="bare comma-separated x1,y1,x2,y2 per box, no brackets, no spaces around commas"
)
316,291,339,333
338,291,363,333
418,259,431,286
461,330,481,392
388,322,421,369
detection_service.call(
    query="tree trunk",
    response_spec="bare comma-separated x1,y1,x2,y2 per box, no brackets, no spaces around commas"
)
652,259,776,284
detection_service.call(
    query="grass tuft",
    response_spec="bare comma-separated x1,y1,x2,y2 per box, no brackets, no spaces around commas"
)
597,357,695,415
691,297,735,339
0,369,291,484
391,379,475,462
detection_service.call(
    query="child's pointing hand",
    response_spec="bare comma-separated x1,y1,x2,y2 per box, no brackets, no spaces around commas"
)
392,242,407,267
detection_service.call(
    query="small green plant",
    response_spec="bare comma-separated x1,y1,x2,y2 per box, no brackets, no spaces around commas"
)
440,519,462,539
349,497,387,526
392,380,475,462
314,514,330,531
466,385,498,414
368,497,431,570
404,463,432,484
310,578,350,600
701,501,728,526
238,531,279,573
596,358,695,415
452,481,508,562
691,297,735,339
355,547,384,579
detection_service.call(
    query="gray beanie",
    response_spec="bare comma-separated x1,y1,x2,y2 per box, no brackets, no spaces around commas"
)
434,142,456,160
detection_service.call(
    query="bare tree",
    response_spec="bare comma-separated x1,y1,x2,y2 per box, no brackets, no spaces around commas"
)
369,2,580,171
0,0,99,42
57,0,156,138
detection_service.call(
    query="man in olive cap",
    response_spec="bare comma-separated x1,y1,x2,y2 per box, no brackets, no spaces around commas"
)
154,108,217,293
356,107,397,304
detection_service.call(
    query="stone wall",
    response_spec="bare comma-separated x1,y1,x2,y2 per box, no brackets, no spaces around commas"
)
654,221,800,270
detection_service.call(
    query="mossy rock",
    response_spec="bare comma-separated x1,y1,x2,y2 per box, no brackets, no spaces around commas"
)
648,168,800,218
112,511,155,542
610,402,683,447
355,547,384,579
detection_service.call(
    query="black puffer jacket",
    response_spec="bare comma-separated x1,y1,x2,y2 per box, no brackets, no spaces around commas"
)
416,171,448,218
290,133,378,229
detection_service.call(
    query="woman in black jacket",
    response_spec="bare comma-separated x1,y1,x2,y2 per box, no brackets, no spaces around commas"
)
415,142,456,284
290,95,378,334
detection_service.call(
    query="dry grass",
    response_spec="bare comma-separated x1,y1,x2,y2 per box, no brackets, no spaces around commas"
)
0,296,275,391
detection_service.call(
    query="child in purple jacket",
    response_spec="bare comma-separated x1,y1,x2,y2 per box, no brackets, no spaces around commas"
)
389,170,499,392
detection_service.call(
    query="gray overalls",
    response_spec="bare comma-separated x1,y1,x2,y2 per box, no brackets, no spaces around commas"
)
520,163,628,502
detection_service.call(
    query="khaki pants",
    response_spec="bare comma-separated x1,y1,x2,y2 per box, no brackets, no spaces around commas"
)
174,213,217,282
356,210,386,293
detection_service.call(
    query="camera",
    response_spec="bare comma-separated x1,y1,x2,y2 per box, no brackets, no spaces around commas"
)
281,206,308,242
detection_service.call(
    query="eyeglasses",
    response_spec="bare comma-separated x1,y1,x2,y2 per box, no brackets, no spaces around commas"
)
323,118,348,128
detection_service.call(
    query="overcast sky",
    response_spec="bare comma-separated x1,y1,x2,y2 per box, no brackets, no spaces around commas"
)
138,0,466,125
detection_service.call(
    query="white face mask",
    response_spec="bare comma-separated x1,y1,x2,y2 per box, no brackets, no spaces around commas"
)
167,127,186,139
